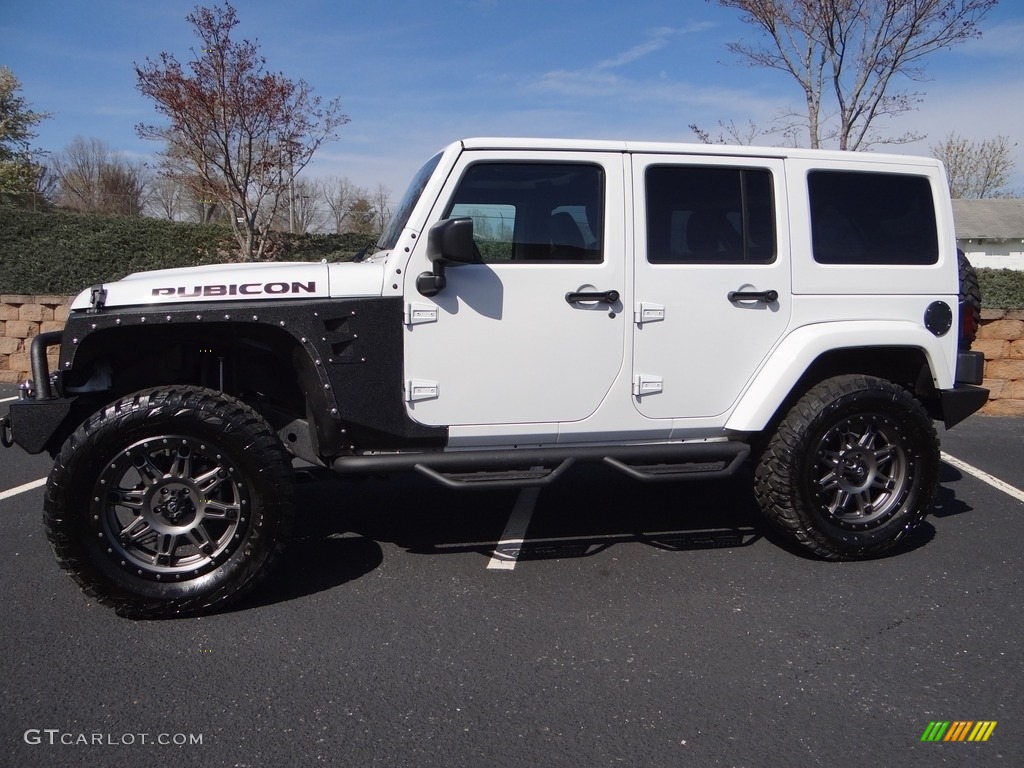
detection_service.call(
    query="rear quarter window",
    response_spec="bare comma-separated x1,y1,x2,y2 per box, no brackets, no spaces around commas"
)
808,170,938,265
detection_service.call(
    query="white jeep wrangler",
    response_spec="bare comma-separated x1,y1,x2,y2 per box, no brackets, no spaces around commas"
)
1,138,988,617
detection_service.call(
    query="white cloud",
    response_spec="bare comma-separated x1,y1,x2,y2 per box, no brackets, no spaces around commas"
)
595,23,716,71
958,19,1024,57
597,39,669,71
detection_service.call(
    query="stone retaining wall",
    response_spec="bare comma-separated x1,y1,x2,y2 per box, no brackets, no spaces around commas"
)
975,309,1024,416
2,294,1023,415
0,295,73,384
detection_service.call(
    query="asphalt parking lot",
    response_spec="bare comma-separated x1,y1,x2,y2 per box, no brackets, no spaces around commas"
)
1,384,1022,768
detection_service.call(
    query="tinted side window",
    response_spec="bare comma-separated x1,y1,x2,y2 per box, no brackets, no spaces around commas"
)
444,163,604,263
808,171,938,265
645,166,776,263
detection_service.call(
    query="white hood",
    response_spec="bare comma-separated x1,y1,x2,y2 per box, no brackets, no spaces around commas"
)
70,260,386,310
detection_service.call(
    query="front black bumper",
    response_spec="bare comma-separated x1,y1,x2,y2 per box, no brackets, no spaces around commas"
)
4,397,75,454
1,331,76,455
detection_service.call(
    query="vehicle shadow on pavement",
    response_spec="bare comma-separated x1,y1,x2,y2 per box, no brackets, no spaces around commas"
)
931,463,975,518
234,534,384,611
234,461,964,610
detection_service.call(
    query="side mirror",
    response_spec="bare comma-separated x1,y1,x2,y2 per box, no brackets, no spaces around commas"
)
427,217,477,265
417,218,477,297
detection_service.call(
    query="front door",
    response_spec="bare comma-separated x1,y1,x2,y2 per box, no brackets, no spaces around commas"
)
403,151,626,427
631,155,792,421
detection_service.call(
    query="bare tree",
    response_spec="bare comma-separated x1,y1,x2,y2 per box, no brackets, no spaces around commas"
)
31,161,60,209
346,197,377,236
932,132,1017,199
134,2,349,259
371,183,392,233
689,119,778,145
54,136,149,215
321,176,363,234
148,174,186,220
268,176,328,233
295,177,330,233
716,0,997,150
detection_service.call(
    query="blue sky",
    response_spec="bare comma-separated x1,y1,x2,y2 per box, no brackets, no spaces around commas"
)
3,0,1023,196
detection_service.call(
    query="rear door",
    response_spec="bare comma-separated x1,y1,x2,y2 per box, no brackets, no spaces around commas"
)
631,155,791,420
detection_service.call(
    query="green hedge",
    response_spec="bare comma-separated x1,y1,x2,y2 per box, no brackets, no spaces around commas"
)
4,208,1024,307
0,209,377,295
977,268,1024,310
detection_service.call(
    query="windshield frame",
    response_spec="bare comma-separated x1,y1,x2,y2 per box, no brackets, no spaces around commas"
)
377,152,444,251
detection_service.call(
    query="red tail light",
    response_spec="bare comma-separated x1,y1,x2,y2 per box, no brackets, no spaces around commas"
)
960,302,977,341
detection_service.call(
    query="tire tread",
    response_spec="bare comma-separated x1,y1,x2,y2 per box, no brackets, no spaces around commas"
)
43,385,294,619
754,375,938,560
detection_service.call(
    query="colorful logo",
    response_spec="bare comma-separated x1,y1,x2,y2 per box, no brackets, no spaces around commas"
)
920,721,997,742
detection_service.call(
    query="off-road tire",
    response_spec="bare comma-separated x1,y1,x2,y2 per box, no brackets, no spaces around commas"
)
958,248,981,349
754,375,939,560
44,386,294,619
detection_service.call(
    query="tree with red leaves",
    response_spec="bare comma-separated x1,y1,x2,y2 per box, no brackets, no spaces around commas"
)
135,3,349,259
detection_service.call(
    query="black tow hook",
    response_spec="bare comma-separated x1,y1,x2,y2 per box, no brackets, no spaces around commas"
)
0,415,13,449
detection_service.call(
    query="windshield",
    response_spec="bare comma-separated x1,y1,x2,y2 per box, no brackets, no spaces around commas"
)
377,152,443,251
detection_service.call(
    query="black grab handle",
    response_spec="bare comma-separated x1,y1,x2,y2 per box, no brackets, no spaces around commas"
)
565,290,620,305
728,289,778,303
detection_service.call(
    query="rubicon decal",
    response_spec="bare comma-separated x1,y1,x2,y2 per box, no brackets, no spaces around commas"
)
152,281,317,297
920,721,997,742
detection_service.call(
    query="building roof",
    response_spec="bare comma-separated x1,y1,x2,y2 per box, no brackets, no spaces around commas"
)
953,199,1024,240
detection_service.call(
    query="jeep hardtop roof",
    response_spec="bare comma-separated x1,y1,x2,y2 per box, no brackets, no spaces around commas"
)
455,137,943,168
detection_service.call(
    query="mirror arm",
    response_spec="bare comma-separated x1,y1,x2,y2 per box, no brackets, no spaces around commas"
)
416,261,447,297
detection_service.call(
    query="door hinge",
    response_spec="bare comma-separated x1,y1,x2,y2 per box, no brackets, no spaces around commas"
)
404,302,438,326
405,379,440,402
634,302,665,325
632,374,664,396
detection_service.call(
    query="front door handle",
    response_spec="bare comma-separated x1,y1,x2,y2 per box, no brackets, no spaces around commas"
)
728,289,778,303
566,289,620,305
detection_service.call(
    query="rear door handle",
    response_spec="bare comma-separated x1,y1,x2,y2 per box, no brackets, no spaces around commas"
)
566,289,620,305
728,289,778,303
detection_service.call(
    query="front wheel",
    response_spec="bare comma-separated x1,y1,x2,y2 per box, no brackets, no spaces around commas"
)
754,375,939,559
44,386,294,618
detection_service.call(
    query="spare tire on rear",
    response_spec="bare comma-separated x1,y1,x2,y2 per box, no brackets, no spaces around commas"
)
958,248,981,349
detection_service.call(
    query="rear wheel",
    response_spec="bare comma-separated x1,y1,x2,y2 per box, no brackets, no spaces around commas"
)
44,386,294,618
755,375,939,559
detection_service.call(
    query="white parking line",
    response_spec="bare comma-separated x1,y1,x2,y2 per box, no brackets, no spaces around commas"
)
0,477,47,502
487,486,540,571
942,452,1024,504
0,396,19,403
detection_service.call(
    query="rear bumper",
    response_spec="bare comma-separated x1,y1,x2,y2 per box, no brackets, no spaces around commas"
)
940,384,989,429
938,350,988,429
